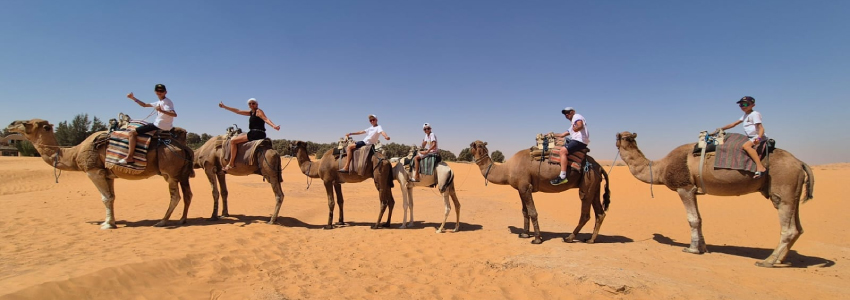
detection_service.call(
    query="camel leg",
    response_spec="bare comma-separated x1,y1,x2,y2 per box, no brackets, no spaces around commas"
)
436,190,451,233
178,177,192,224
381,186,395,228
564,197,592,243
372,197,388,230
677,187,707,254
586,192,607,244
449,186,461,232
521,185,543,244
218,171,229,217
323,181,336,229
88,170,117,229
398,181,411,228
756,192,803,267
204,166,221,221
334,183,347,226
267,172,285,225
154,178,182,227
518,191,531,239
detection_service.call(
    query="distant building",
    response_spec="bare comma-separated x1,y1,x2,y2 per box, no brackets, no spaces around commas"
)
0,133,26,156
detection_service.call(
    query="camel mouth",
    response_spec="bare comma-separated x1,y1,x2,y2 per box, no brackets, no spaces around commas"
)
6,121,25,133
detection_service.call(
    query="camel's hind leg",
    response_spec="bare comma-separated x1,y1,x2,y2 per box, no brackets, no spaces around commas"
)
178,177,192,224
154,178,182,227
334,183,347,226
564,196,592,243
677,187,707,254
436,189,451,233
449,185,461,233
88,170,117,229
323,181,336,229
217,171,229,217
756,191,803,267
266,176,285,225
203,166,221,221
398,184,413,229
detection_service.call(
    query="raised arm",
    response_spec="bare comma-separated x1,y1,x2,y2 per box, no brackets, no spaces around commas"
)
256,109,280,130
127,92,152,108
381,131,390,140
719,120,743,131
219,102,251,116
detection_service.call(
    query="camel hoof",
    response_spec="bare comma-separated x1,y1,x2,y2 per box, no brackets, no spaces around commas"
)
153,221,167,227
435,228,445,233
755,261,776,268
682,247,704,254
399,225,407,229
381,223,391,228
334,222,348,226
323,225,334,230
371,225,380,230
519,233,531,239
531,238,543,244
179,219,188,225
100,223,117,230
451,228,460,233
207,216,219,221
563,237,575,243
222,213,230,217
267,221,276,225
585,239,595,244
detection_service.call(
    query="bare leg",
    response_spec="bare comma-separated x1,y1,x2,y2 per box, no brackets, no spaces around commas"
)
123,129,139,163
678,187,707,254
341,144,355,171
743,141,767,174
412,156,421,181
559,146,569,174
225,134,248,170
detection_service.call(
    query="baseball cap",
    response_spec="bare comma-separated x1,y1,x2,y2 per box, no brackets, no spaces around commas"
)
561,107,575,114
154,84,167,92
423,123,430,129
736,96,755,103
368,114,377,120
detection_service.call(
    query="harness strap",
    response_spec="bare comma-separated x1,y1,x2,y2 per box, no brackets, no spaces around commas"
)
697,144,708,195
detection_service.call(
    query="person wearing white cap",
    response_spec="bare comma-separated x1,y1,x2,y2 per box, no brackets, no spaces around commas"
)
410,123,438,182
119,84,176,165
218,98,280,171
550,107,589,185
339,114,390,173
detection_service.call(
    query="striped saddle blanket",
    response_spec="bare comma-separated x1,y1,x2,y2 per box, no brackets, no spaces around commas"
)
713,133,768,173
532,148,588,172
105,121,154,174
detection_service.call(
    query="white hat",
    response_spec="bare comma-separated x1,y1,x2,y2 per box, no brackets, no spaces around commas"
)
423,123,430,129
368,114,377,120
247,98,257,104
561,107,575,114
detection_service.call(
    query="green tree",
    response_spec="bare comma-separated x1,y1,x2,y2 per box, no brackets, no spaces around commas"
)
90,116,108,134
381,142,410,158
186,132,203,149
15,140,40,157
69,114,92,145
438,149,456,161
200,133,213,143
54,121,74,146
457,148,473,162
491,150,505,163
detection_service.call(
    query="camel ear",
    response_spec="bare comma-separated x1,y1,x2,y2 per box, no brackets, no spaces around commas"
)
616,133,621,140
484,142,488,146
43,124,53,132
631,133,637,138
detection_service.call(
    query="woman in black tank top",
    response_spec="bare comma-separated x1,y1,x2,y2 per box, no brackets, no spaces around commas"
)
218,98,281,171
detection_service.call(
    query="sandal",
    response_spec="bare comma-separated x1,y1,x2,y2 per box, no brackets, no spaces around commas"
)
338,169,349,173
753,170,767,179
222,165,234,172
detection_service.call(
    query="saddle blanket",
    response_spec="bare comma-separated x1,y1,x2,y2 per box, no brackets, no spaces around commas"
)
713,133,767,173
221,136,271,167
339,145,373,176
105,121,152,174
406,154,441,176
531,148,588,172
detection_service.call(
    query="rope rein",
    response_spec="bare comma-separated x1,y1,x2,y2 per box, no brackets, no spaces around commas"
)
649,160,654,198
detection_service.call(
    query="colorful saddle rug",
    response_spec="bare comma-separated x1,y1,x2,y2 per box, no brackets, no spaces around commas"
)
405,153,441,176
221,135,271,168
338,145,374,176
713,133,769,173
105,121,153,175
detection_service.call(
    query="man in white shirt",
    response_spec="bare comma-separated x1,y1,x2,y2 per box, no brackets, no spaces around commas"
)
119,84,177,164
410,123,438,182
550,107,589,185
339,114,390,173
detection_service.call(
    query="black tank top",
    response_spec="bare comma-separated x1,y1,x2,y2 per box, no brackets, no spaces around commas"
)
249,110,265,131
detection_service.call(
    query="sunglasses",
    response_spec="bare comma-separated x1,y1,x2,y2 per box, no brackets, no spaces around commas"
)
739,102,751,107
369,119,377,121
424,128,431,130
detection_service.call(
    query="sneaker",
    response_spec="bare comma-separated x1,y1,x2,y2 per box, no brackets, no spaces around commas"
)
118,158,133,165
549,176,569,185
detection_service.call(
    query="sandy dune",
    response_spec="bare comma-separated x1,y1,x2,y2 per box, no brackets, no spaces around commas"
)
0,156,847,299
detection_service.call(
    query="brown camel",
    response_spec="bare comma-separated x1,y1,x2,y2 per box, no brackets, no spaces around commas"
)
193,134,284,223
468,140,610,244
291,141,395,229
7,119,195,229
615,131,815,267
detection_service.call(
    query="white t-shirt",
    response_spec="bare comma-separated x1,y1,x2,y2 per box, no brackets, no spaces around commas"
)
423,133,438,154
568,113,590,145
149,97,175,130
739,111,763,138
362,125,384,145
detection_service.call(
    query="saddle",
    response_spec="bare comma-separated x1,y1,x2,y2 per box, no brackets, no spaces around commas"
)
403,148,442,176
104,121,178,175
528,133,589,172
691,130,775,155
334,137,381,176
221,134,272,169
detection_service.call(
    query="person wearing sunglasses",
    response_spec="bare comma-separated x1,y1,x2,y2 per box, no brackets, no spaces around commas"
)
340,114,390,173
410,123,438,182
119,84,177,165
550,107,589,186
218,98,281,172
715,96,768,178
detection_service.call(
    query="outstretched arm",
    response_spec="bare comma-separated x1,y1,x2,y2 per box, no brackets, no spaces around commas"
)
219,102,251,116
381,131,390,140
719,120,742,131
127,92,152,108
346,130,365,138
256,109,280,130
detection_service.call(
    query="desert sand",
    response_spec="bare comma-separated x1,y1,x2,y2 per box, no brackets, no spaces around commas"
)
0,156,847,299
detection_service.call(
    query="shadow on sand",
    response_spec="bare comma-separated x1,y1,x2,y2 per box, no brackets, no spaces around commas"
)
508,226,634,244
87,214,325,229
652,233,835,268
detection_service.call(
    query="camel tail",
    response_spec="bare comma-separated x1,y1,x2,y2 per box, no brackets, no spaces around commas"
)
802,163,814,203
439,168,455,193
601,168,611,211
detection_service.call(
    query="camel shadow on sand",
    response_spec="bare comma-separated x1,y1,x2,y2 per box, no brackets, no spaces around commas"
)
652,233,835,268
330,221,483,231
87,214,325,229
508,226,634,244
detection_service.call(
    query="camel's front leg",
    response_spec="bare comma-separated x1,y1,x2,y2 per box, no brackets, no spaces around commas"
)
449,186,461,232
677,187,707,254
756,192,802,267
178,177,192,224
334,183,347,226
521,186,543,244
155,178,182,227
203,166,220,221
323,182,336,229
518,191,531,239
87,171,116,229
217,170,230,217
398,181,411,228
267,180,285,225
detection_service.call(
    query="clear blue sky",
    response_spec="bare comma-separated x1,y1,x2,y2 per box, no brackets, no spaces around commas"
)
2,1,848,164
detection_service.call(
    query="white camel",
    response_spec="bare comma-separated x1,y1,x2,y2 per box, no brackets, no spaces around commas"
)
393,146,461,233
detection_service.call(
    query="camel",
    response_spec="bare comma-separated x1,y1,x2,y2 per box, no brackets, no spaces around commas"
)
615,131,815,267
468,140,610,244
291,141,395,229
193,131,284,224
393,145,461,233
7,118,195,229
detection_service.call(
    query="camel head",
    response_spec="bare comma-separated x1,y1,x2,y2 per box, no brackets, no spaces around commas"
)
291,140,308,155
615,131,638,150
7,119,54,142
469,140,489,160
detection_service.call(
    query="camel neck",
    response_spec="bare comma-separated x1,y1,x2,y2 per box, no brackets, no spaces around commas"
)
619,146,661,185
294,148,319,178
474,155,509,185
31,134,80,171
